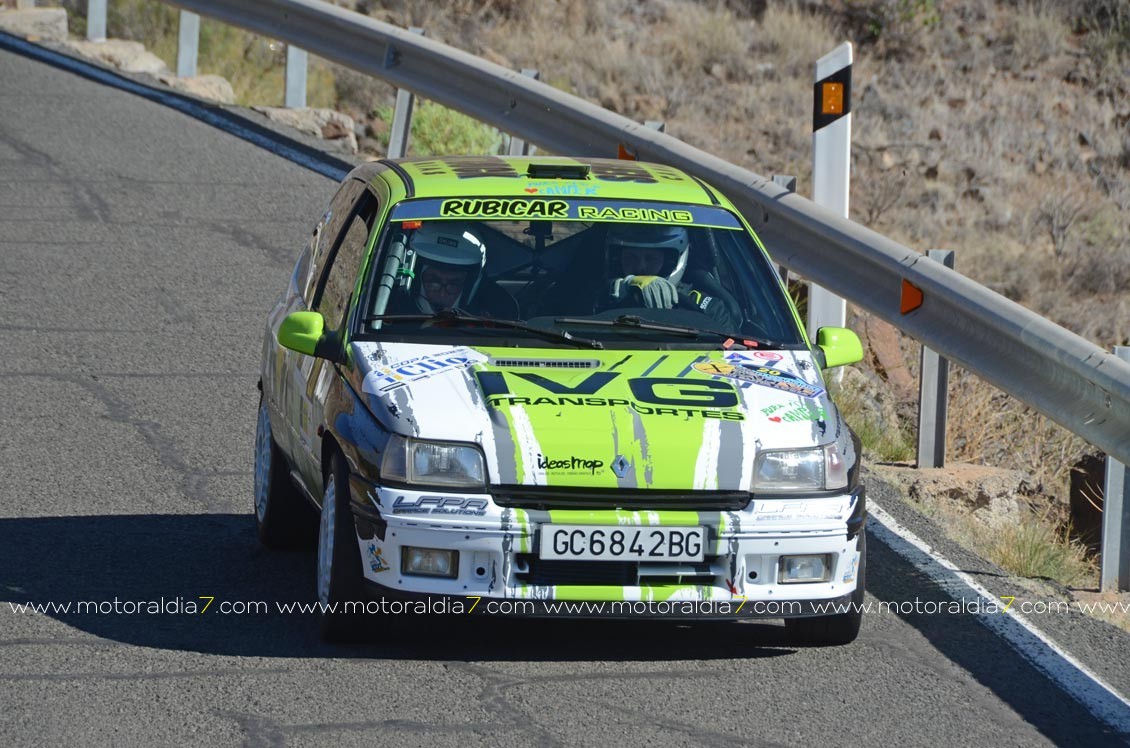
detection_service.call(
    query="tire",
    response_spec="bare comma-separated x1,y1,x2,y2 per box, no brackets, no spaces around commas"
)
316,451,366,642
784,532,866,646
254,396,316,549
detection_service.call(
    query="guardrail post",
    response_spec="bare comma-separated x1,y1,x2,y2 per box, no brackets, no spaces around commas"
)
507,68,540,156
1101,345,1130,592
386,26,424,158
176,11,199,78
916,249,954,469
86,0,106,42
771,175,797,285
285,45,308,108
809,42,852,343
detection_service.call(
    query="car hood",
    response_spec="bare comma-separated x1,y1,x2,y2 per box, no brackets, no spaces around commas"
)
352,342,853,491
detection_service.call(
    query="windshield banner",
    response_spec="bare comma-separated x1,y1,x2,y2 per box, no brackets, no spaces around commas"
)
390,198,742,229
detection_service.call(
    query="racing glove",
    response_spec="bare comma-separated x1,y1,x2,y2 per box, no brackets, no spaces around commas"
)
621,275,679,309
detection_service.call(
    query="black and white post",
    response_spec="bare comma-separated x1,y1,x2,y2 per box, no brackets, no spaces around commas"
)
810,43,852,341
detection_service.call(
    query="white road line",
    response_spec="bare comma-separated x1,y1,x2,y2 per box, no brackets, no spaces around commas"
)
0,32,349,182
868,500,1130,735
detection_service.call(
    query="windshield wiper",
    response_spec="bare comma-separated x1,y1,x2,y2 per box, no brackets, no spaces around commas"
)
555,315,777,349
365,310,604,349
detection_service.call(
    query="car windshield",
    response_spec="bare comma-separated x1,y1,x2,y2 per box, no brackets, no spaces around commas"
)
357,198,805,349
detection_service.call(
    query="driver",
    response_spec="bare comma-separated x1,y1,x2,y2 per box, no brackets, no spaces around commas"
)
390,223,516,317
603,224,739,329
393,223,485,313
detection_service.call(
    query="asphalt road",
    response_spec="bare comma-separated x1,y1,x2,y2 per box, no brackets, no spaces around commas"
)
0,37,1126,747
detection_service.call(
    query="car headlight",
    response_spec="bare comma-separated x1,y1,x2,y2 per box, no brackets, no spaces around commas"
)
380,435,486,488
754,444,848,492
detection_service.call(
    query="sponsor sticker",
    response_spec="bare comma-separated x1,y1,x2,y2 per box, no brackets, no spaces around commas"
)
693,361,824,399
526,181,600,196
752,500,849,523
536,454,605,475
725,350,784,363
368,543,390,573
761,403,826,423
843,554,859,583
440,198,568,218
392,495,489,517
364,347,486,393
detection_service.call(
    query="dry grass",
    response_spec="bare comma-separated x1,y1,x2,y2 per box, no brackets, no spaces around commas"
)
942,367,1091,499
907,488,1096,588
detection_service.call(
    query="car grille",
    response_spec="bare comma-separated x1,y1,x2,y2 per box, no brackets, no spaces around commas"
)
515,554,725,587
490,358,601,369
492,486,750,511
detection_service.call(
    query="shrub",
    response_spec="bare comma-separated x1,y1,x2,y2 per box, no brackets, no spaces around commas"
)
999,2,1069,71
373,100,502,156
986,513,1094,586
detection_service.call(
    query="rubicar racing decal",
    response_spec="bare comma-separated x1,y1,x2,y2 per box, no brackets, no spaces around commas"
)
390,198,743,229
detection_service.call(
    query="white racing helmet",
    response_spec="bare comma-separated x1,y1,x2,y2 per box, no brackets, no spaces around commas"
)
606,224,689,286
405,223,486,312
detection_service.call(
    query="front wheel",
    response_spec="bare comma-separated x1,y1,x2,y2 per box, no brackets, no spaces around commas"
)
254,397,316,549
316,452,366,642
784,531,866,646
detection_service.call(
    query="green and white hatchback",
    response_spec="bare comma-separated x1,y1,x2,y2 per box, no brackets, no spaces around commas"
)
255,156,867,643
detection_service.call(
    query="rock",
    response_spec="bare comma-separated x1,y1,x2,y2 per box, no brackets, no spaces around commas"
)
0,8,67,42
61,39,169,75
859,313,916,402
158,74,235,105
868,462,1044,526
320,118,351,140
838,364,904,445
252,107,358,154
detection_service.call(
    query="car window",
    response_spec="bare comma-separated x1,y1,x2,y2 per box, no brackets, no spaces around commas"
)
358,199,805,349
315,190,381,330
304,179,368,307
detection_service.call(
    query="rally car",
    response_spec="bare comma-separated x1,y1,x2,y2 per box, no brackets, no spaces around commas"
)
255,156,867,643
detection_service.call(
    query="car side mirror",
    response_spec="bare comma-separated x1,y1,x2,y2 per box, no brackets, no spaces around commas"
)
277,311,345,364
816,327,863,369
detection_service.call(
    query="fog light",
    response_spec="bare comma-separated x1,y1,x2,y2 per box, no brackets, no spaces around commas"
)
778,554,832,584
401,547,459,578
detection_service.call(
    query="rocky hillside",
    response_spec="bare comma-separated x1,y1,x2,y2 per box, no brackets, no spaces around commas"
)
25,0,1130,585
349,0,1128,499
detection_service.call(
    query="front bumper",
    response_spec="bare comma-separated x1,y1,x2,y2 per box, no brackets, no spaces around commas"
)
351,479,865,620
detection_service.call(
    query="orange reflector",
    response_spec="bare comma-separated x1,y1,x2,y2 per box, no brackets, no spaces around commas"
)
900,279,924,314
617,143,637,161
821,82,844,115
401,220,423,229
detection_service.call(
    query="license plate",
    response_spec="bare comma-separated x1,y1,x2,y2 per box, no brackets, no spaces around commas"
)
539,525,705,562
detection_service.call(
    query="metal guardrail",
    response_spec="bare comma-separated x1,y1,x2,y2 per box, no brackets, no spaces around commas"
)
157,0,1130,466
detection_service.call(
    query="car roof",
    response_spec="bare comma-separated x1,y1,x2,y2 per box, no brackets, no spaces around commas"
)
354,156,732,208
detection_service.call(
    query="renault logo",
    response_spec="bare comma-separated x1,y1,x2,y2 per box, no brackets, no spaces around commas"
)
611,454,630,478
